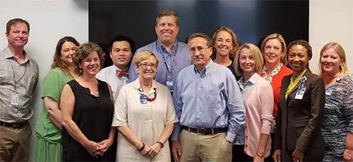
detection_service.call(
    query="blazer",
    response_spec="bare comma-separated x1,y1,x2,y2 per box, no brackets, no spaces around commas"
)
274,69,325,154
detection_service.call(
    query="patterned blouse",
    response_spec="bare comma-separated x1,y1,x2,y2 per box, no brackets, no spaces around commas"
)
322,75,353,162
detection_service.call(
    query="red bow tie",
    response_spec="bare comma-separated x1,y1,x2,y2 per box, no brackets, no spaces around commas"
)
116,70,128,77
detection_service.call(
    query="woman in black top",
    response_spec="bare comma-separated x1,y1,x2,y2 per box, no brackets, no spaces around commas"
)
61,42,116,161
212,26,240,80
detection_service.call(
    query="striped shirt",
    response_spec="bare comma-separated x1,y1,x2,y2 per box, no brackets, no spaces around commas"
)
0,47,39,123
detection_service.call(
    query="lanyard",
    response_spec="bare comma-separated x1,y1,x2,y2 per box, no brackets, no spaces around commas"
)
8,59,27,90
156,41,179,79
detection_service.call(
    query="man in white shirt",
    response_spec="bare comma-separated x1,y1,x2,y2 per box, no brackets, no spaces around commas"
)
96,35,135,100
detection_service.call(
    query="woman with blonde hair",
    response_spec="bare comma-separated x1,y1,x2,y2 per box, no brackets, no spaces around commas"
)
260,33,292,162
319,42,353,162
113,50,177,162
260,33,292,119
233,43,274,162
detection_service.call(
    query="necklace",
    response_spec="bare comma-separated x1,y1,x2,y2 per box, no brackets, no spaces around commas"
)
138,88,157,104
77,77,99,97
261,63,283,83
91,89,99,97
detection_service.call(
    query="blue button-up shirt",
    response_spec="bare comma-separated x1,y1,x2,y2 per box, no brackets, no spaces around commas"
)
234,73,260,145
238,73,260,101
172,60,245,142
128,40,191,92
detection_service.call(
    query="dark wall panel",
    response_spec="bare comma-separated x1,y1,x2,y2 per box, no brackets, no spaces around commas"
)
89,0,308,67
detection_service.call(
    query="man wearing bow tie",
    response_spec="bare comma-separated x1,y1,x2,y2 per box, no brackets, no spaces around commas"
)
96,35,135,101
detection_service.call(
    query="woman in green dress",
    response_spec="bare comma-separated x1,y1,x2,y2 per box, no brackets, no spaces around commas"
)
35,36,79,162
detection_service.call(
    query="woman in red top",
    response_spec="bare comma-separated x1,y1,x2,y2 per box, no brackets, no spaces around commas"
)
260,33,292,162
260,33,292,119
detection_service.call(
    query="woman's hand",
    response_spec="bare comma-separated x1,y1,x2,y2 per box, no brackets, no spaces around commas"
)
139,145,151,157
272,149,281,162
343,148,353,162
147,143,162,158
95,138,114,156
83,140,100,158
253,155,264,162
292,149,304,162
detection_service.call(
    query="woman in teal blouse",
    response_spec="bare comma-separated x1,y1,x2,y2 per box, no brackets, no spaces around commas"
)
35,36,79,162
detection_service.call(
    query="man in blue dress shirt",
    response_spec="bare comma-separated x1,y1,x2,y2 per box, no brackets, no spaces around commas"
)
128,10,191,93
171,33,245,162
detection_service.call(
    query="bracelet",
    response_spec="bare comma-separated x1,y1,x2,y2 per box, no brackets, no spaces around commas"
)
137,142,145,152
156,140,164,148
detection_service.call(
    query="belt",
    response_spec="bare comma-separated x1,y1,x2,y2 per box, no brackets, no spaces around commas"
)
0,121,27,129
182,126,228,135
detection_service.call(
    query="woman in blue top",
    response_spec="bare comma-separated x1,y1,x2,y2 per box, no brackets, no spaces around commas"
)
319,42,353,162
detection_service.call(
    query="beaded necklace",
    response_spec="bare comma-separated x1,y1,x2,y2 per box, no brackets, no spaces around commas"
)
261,63,283,83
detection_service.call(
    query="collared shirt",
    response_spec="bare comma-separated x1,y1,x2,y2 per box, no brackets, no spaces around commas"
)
238,73,259,100
96,65,128,101
237,73,274,157
128,40,191,92
234,74,258,145
172,60,245,142
0,47,39,122
156,40,178,75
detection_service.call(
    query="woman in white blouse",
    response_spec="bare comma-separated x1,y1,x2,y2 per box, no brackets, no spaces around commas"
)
112,50,178,162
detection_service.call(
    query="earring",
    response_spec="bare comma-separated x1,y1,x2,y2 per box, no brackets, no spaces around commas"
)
79,68,83,74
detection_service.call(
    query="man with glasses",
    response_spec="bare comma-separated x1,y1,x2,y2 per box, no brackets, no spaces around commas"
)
128,9,191,93
171,33,245,162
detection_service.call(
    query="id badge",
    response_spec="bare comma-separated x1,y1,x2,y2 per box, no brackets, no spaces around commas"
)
295,87,306,100
166,80,174,90
11,92,20,106
325,88,333,95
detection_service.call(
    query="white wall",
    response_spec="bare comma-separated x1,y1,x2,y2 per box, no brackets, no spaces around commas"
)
309,0,353,74
0,0,88,160
0,0,352,160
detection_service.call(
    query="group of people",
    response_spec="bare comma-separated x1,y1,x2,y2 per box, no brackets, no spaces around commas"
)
0,9,352,162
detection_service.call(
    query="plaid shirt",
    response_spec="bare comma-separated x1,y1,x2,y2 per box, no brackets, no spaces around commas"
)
0,48,39,123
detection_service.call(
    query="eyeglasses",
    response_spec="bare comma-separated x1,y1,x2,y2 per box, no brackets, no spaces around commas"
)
190,46,209,53
139,62,157,69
